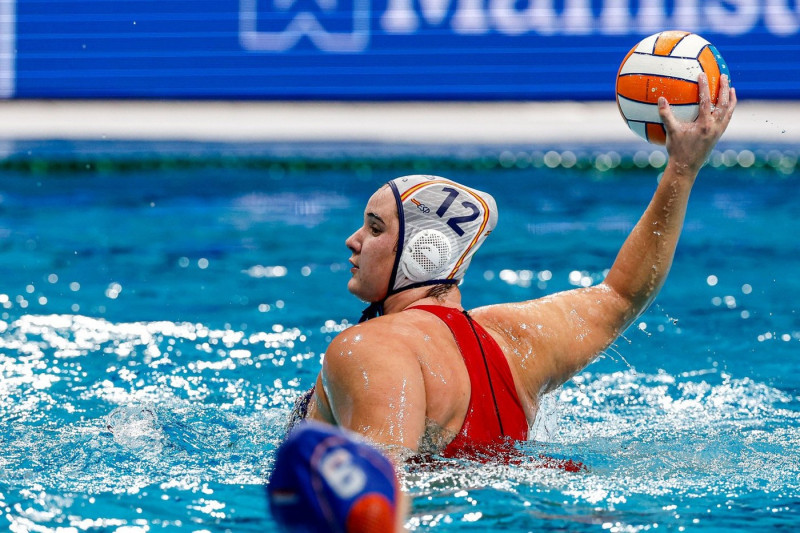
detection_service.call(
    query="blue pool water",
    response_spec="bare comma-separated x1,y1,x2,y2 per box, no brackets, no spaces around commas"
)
1,154,799,531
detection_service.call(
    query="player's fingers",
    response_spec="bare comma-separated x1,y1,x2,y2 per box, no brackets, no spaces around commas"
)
658,97,679,134
697,73,712,115
719,87,737,129
716,74,731,109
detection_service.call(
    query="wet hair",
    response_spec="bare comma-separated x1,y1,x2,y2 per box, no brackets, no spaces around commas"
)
425,283,456,301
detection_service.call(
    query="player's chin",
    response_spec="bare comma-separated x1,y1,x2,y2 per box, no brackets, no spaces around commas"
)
347,280,384,305
347,278,366,300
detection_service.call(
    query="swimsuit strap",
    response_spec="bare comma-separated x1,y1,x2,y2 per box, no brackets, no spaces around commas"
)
461,309,506,436
408,305,528,456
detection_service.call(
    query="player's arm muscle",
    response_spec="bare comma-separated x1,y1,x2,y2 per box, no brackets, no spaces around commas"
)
478,284,630,395
317,328,427,455
485,76,736,396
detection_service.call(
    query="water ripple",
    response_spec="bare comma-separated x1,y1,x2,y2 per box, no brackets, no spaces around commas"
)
2,314,799,532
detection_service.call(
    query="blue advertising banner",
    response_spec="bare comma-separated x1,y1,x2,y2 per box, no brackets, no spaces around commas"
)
2,0,799,100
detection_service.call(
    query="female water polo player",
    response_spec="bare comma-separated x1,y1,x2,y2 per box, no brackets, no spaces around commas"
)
291,74,736,459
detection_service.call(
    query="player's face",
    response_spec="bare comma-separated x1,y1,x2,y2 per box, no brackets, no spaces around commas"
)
345,186,399,303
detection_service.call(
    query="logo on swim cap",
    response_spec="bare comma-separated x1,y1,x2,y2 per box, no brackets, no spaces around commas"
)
410,198,430,213
401,229,453,282
387,175,498,294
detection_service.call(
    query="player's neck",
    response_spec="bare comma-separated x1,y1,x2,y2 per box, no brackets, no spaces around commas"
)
382,286,462,315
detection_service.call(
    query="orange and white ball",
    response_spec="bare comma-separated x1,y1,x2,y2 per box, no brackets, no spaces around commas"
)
616,31,730,145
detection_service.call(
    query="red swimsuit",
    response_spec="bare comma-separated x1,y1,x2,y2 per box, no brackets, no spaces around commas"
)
411,305,528,458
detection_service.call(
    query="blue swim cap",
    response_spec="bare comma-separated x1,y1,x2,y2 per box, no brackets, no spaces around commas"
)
268,422,399,533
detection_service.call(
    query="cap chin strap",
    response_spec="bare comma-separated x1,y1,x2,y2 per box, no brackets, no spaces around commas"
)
358,301,384,323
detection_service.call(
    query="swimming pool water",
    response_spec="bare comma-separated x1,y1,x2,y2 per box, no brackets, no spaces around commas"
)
1,159,798,532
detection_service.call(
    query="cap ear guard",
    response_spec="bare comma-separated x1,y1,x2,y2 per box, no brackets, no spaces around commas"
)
400,229,453,282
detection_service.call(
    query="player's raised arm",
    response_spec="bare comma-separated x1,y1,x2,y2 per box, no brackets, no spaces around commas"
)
604,73,736,316
480,74,736,397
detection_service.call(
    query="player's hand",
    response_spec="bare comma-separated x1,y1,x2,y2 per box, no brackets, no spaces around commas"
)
659,73,737,177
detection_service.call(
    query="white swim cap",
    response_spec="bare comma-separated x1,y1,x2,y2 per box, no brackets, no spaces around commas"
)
387,175,498,294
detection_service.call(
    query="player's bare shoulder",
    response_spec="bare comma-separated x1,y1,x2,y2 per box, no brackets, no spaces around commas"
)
324,312,425,364
469,300,548,345
468,300,555,394
330,307,468,368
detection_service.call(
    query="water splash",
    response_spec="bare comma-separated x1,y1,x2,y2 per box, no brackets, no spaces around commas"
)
2,312,799,532
400,368,800,531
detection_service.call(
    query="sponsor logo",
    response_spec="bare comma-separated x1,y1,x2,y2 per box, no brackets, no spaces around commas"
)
239,0,370,52
411,198,430,213
239,0,799,54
